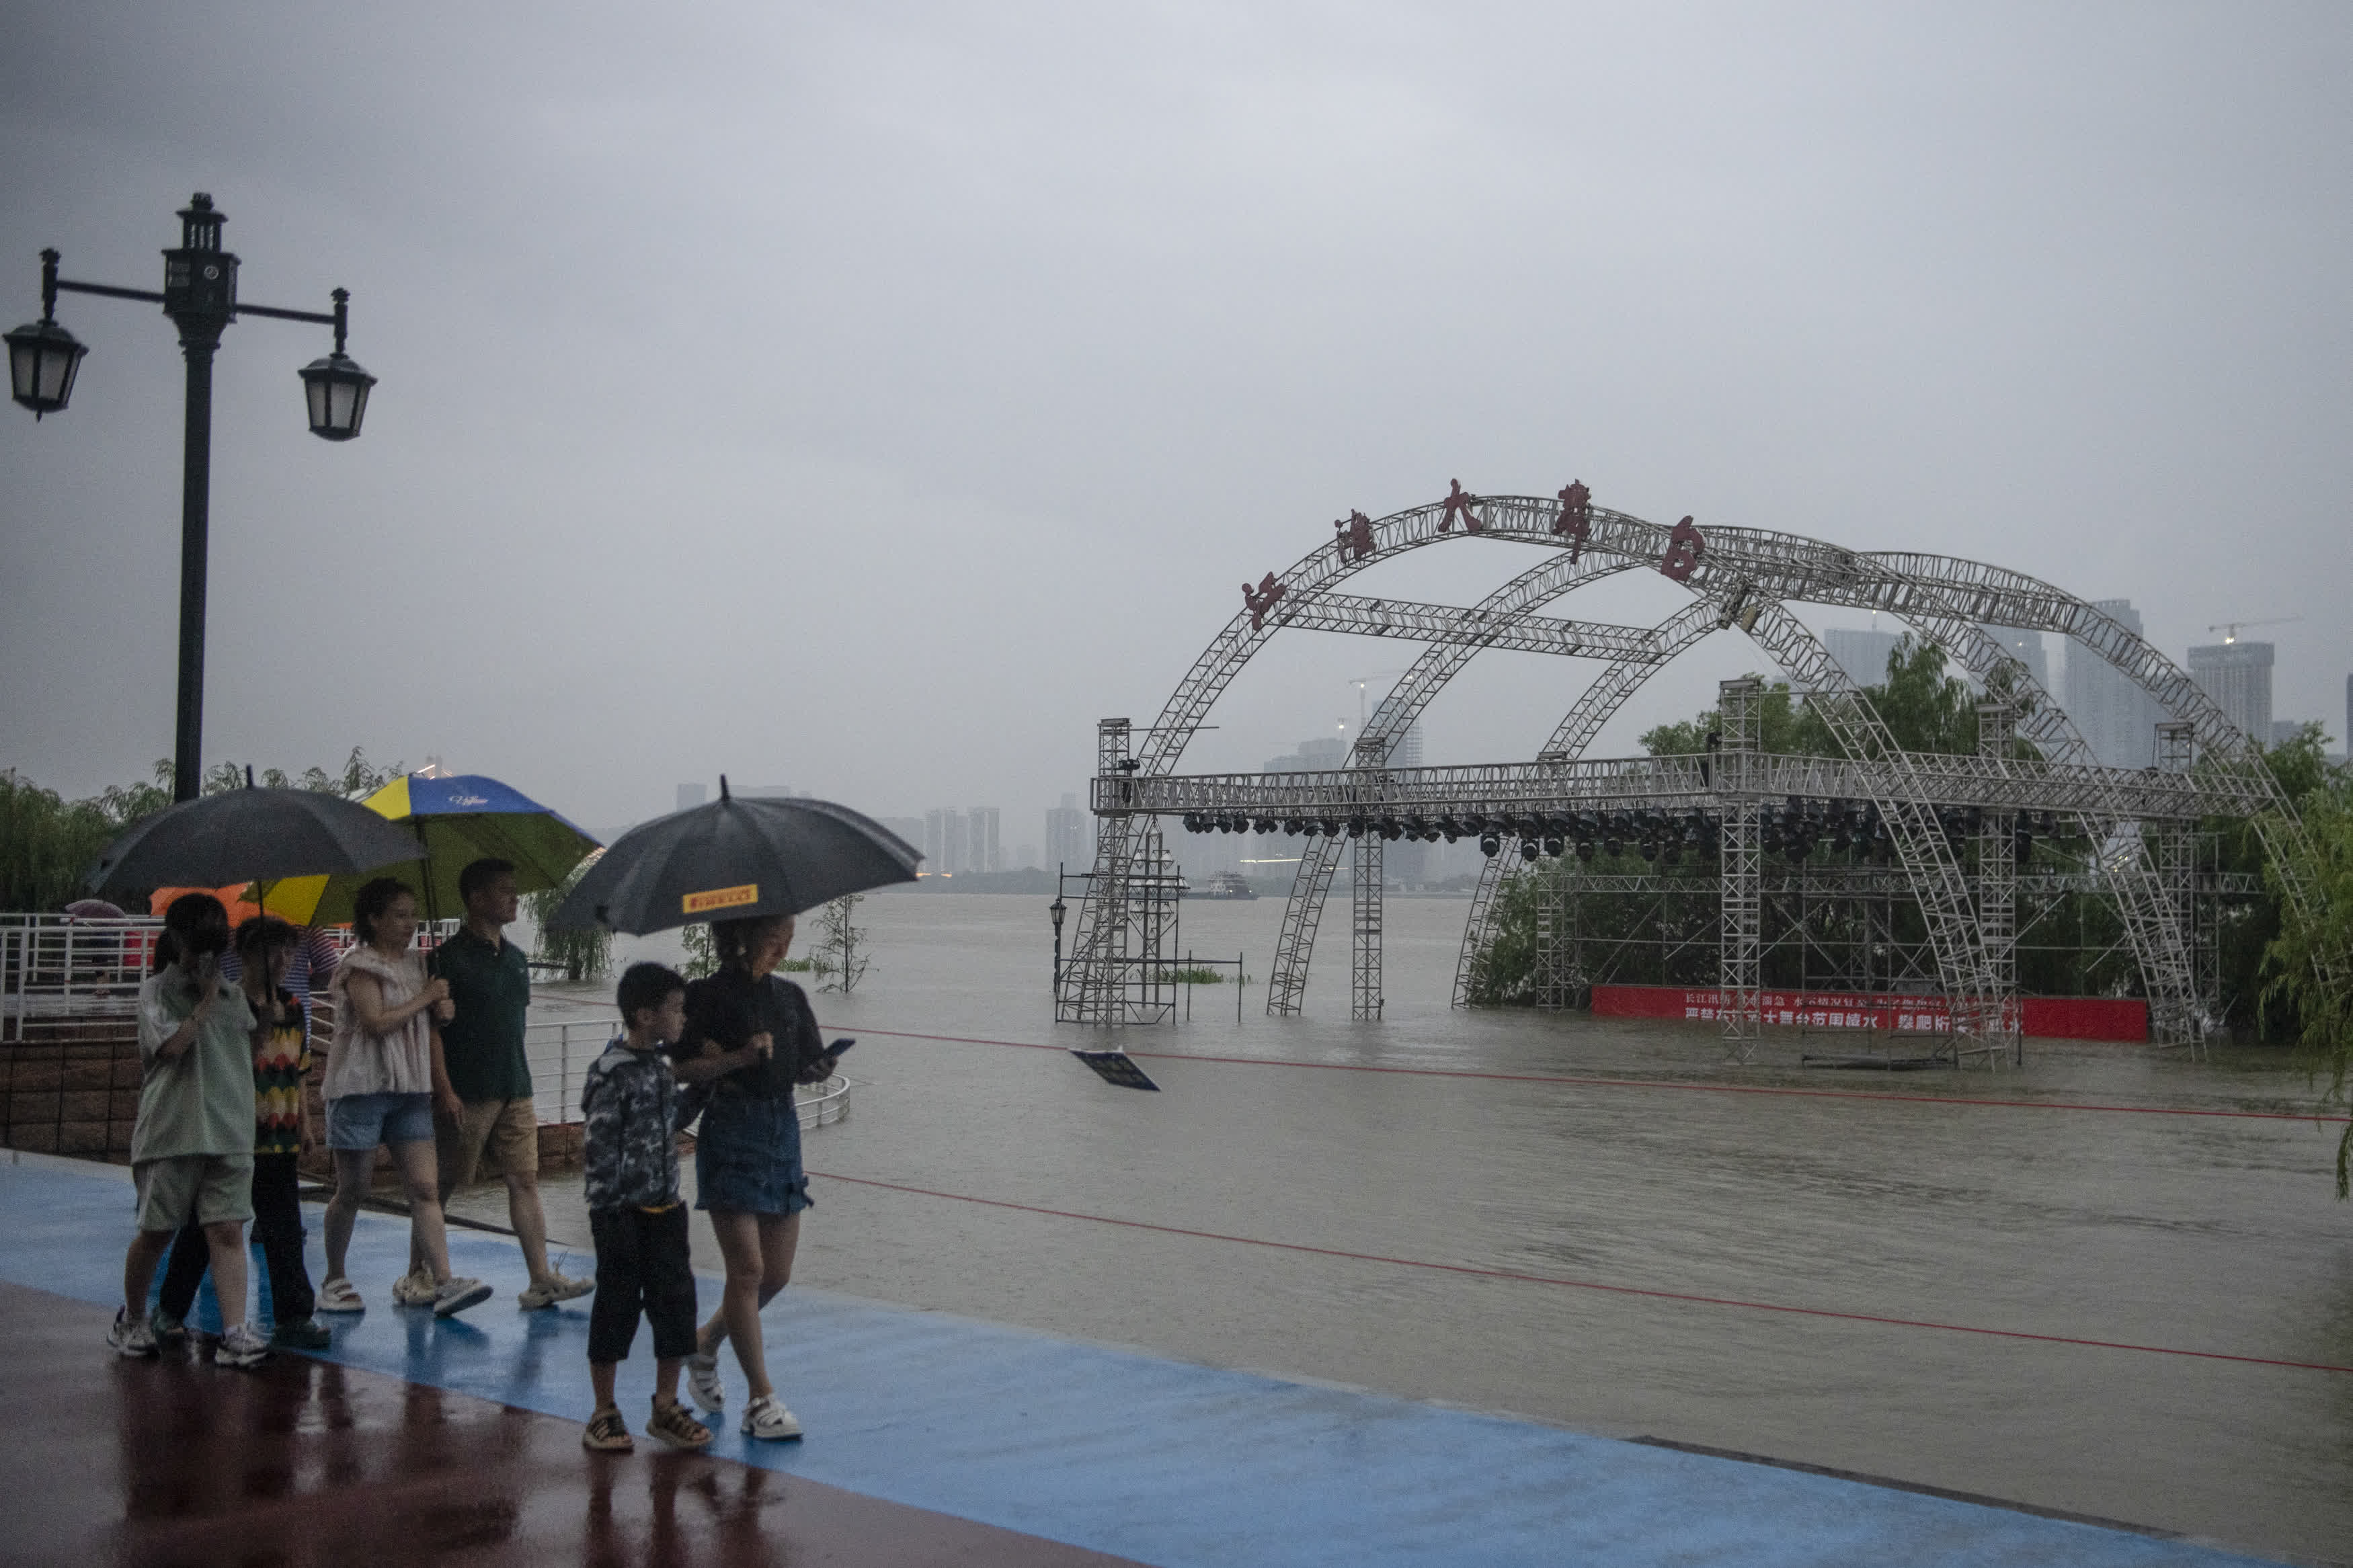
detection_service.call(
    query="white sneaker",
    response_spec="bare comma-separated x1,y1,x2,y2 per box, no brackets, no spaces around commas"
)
433,1276,494,1317
315,1276,366,1313
391,1268,440,1307
213,1323,270,1369
740,1393,801,1441
684,1350,725,1415
108,1308,157,1359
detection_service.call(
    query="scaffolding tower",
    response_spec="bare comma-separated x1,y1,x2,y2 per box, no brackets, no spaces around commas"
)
1060,720,1183,1025
1718,677,1764,1061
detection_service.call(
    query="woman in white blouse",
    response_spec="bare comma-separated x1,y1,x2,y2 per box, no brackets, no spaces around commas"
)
315,877,493,1317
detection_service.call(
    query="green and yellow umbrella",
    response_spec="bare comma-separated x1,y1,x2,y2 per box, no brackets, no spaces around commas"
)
258,772,600,925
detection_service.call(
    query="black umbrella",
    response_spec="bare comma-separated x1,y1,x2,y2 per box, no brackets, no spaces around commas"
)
547,780,920,934
87,785,430,899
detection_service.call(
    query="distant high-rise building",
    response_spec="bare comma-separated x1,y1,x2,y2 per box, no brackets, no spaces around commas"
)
2187,641,2274,745
967,807,1002,874
942,811,967,874
675,782,707,813
2063,600,2165,768
2345,673,2351,758
2272,720,2308,747
1045,793,1090,869
1825,627,1901,688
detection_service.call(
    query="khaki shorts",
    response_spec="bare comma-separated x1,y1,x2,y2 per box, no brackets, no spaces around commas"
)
436,1097,539,1192
132,1153,254,1231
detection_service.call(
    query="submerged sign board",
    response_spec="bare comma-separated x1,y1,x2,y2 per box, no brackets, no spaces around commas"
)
1591,984,2148,1042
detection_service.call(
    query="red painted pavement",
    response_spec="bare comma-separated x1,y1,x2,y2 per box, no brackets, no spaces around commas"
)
0,1279,1144,1567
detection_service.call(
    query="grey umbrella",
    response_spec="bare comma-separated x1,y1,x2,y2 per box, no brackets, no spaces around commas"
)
87,785,430,899
547,780,920,934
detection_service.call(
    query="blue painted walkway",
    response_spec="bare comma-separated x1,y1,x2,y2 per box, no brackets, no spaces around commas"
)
0,1155,2284,1567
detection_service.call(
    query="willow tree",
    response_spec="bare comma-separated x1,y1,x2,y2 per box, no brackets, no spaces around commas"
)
2263,761,2353,1193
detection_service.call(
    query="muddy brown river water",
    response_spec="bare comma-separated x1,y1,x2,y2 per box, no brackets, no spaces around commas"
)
497,891,2353,1565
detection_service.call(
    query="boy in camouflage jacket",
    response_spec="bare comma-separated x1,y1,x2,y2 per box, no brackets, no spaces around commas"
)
579,963,711,1453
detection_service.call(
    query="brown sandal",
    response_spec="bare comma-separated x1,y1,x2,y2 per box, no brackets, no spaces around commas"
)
647,1399,714,1450
582,1407,633,1452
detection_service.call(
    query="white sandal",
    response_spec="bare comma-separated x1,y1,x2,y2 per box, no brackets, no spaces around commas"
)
317,1276,366,1313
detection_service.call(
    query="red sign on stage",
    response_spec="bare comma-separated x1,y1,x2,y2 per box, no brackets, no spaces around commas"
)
1439,478,1485,534
1552,480,1592,561
1333,509,1376,563
1659,515,1705,581
1242,572,1287,630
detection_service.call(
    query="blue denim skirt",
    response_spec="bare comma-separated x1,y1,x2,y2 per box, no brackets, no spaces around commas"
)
694,1091,809,1216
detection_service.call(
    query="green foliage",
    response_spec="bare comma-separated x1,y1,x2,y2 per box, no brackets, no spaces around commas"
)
2260,753,2353,1194
0,749,406,913
680,923,717,979
1640,678,1835,757
1638,637,1995,761
0,768,159,911
526,856,612,983
1466,851,1722,1005
809,893,871,993
2206,725,2338,1036
206,746,405,800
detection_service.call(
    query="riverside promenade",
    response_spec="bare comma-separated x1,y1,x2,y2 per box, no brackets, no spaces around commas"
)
0,1149,2297,1568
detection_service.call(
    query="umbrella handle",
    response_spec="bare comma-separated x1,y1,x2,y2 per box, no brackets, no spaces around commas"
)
414,819,436,927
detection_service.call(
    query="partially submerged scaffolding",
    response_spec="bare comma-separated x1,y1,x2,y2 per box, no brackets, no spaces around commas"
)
1055,483,2329,1057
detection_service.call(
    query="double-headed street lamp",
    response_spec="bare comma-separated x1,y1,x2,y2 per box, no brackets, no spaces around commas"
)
6,193,377,802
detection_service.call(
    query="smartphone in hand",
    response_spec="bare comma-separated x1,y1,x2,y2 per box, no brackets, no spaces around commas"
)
827,1038,855,1060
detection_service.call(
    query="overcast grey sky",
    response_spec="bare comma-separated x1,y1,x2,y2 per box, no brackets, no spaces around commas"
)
3,2,2347,837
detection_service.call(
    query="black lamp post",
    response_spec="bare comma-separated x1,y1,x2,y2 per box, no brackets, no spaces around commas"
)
1048,886,1068,993
6,193,377,801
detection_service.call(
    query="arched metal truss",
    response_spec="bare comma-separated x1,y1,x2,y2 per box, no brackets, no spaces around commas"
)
1058,487,2331,1057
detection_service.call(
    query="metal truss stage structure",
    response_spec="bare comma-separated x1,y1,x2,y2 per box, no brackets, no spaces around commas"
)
1055,483,2337,1063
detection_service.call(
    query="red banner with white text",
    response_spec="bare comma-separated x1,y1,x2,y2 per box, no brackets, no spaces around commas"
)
1589,985,2147,1042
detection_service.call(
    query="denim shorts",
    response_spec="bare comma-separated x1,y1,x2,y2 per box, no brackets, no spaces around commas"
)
325,1091,436,1151
694,1091,809,1216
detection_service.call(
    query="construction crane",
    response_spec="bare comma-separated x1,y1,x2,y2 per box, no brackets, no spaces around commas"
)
2207,616,2301,645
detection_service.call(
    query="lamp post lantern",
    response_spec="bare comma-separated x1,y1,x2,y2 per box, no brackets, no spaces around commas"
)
9,193,377,800
3,252,87,415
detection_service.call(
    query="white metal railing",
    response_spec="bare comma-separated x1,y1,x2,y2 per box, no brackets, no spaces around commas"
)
5,910,849,1132
0,913,467,1042
0,914,162,1040
292,1001,848,1131
524,1017,847,1130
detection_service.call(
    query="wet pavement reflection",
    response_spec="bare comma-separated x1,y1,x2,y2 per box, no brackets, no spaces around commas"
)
5,1282,1139,1567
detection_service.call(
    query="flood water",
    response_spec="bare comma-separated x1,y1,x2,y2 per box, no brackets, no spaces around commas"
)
515,890,2353,1564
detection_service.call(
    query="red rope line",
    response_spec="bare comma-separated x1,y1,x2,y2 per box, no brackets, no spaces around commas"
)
810,1169,2353,1376
847,1026,2353,1124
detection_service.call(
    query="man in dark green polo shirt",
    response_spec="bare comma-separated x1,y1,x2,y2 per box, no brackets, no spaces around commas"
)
410,858,592,1310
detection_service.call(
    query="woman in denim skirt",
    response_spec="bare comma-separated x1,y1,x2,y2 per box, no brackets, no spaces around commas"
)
671,912,834,1440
